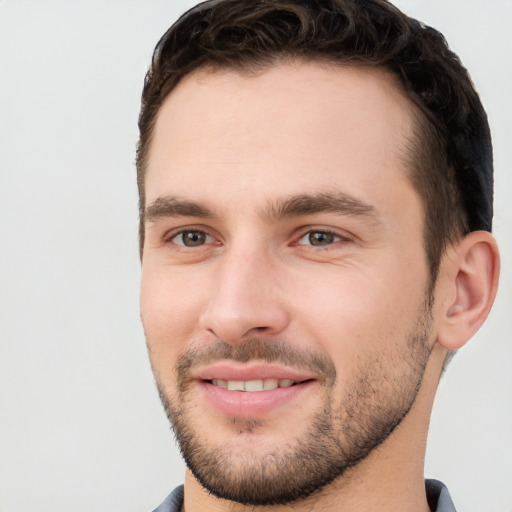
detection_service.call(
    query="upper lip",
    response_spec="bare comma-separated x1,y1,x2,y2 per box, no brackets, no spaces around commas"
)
193,362,316,383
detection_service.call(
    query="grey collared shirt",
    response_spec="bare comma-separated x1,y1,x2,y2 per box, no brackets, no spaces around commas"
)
151,479,456,511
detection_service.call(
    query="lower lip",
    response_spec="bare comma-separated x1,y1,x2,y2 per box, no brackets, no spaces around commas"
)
198,380,315,418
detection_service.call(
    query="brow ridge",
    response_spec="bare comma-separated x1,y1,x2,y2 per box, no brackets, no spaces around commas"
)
145,196,216,221
265,192,379,222
145,192,380,225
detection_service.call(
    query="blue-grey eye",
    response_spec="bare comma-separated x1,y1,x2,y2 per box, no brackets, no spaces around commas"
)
299,231,339,246
173,230,211,247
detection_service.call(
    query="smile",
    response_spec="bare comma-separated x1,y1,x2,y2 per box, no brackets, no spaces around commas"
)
210,378,296,391
193,362,318,418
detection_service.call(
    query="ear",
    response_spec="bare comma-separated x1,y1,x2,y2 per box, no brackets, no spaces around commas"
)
436,231,500,350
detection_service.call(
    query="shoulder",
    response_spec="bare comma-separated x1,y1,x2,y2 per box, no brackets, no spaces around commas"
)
426,479,457,512
150,481,454,511
151,485,184,512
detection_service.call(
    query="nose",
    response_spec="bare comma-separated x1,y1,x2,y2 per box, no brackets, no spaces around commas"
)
199,247,290,344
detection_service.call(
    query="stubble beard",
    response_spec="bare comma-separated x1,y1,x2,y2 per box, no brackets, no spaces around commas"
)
153,302,433,506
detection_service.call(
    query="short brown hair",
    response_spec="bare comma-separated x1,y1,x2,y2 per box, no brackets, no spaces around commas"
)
136,0,493,284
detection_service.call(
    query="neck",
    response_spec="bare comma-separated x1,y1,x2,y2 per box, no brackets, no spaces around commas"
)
182,344,446,512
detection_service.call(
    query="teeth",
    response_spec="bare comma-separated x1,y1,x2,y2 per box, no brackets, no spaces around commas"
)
212,379,227,389
245,380,264,392
211,378,297,391
263,378,278,390
227,380,245,391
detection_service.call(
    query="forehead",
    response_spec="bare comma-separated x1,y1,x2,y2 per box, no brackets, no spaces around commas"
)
145,61,417,213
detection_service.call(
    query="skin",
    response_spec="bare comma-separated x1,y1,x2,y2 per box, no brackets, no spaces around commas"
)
140,62,499,511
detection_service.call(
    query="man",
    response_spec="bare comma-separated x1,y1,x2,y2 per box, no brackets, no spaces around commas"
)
136,1,500,510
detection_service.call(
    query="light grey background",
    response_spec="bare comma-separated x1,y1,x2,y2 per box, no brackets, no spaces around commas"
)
0,1,510,511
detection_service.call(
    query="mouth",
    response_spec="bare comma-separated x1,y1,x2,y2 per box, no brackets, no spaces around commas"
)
194,363,317,418
208,377,302,392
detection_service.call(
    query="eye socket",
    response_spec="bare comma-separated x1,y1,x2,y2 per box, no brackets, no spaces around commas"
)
171,230,213,247
298,230,343,247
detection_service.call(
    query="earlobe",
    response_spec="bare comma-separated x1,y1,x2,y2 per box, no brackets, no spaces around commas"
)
437,231,500,350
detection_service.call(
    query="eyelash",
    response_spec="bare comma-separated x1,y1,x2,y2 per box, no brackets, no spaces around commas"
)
295,228,349,248
164,226,350,250
164,227,216,247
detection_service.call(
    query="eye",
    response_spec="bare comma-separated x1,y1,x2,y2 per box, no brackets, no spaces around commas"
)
298,230,343,247
171,230,213,247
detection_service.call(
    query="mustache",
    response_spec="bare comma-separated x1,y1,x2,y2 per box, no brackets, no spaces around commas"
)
176,339,337,385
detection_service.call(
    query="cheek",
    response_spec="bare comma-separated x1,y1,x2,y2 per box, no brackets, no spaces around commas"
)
288,263,426,367
140,268,208,367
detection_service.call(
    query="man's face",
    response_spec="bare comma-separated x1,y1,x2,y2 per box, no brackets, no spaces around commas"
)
140,62,434,505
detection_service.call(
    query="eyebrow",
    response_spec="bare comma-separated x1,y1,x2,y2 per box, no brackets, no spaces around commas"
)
145,192,380,224
145,196,216,222
265,192,381,223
